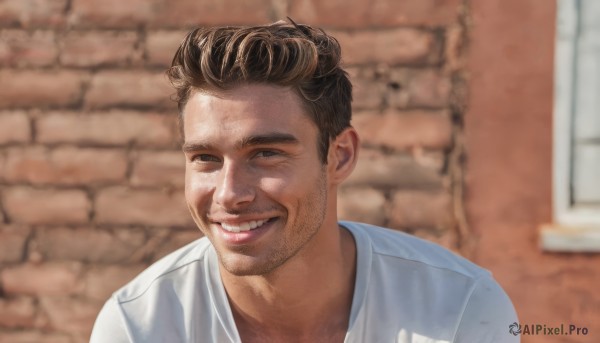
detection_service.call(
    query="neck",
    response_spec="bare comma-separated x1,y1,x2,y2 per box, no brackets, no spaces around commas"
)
220,220,356,341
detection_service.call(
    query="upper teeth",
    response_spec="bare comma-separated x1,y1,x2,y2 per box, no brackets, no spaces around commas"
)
221,219,269,233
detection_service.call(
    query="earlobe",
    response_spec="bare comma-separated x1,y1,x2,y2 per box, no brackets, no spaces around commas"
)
329,127,360,184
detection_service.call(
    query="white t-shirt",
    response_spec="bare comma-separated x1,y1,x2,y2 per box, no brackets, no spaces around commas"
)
90,222,519,343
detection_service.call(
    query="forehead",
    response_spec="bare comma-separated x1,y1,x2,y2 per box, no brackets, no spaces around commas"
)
182,84,316,142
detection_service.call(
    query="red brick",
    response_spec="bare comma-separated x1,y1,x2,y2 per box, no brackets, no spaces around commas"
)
387,69,451,108
85,71,174,109
3,187,90,225
130,150,185,187
413,229,458,251
289,0,461,27
0,225,30,263
69,0,155,28
1,262,83,296
0,331,71,343
0,297,37,328
153,230,202,260
337,187,386,226
60,30,141,67
70,0,272,29
289,0,370,28
3,146,127,185
0,0,67,28
369,0,462,27
444,25,465,73
347,67,386,110
410,149,445,171
0,70,85,108
146,30,188,67
34,227,146,263
0,30,57,67
344,149,443,189
387,190,454,230
95,187,192,226
39,297,102,336
83,264,147,301
0,111,30,144
120,228,170,261
149,0,274,28
36,110,178,147
333,29,438,66
353,110,453,150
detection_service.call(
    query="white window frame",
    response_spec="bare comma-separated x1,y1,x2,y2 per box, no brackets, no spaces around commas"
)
541,0,600,252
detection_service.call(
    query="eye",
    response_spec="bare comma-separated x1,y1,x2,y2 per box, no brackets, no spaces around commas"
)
192,154,221,163
254,150,280,158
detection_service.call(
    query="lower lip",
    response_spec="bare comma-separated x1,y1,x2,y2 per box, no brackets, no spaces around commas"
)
216,218,277,245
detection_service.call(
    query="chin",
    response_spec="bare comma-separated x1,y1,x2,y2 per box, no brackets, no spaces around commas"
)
220,259,276,277
217,251,291,277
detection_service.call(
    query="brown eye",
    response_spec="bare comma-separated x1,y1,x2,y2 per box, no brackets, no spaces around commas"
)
193,154,221,162
255,150,279,158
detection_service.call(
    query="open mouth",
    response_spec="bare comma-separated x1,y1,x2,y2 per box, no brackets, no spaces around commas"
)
219,217,278,233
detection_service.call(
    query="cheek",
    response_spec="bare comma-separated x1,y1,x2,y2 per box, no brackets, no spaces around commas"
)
257,176,287,193
184,171,214,207
257,169,322,205
257,171,308,200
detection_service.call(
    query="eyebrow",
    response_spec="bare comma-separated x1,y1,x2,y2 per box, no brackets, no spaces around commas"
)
182,133,300,153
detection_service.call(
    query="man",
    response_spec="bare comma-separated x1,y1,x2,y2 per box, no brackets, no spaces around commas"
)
91,20,518,343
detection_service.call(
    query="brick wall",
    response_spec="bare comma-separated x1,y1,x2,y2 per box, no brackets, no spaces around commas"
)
0,0,467,341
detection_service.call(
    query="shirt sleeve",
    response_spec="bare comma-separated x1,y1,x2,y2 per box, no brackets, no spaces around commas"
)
90,296,131,343
453,276,521,343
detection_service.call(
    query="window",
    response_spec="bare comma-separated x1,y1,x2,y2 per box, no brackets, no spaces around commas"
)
541,0,600,251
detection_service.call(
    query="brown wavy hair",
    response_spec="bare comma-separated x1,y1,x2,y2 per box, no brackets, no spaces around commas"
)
166,20,352,163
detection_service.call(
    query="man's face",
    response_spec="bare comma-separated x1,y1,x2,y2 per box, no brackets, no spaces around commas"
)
182,84,329,276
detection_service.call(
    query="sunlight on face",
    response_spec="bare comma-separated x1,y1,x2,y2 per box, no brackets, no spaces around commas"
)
182,84,329,276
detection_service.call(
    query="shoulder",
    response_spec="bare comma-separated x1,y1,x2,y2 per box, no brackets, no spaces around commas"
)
454,276,520,342
342,221,519,342
113,236,212,303
92,237,230,342
342,221,490,280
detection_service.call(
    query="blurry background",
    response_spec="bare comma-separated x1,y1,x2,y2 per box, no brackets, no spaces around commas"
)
0,0,598,342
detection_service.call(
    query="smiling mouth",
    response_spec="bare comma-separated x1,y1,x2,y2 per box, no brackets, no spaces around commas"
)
219,217,277,233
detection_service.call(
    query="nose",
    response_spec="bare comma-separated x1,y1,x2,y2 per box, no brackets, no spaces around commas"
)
214,160,256,210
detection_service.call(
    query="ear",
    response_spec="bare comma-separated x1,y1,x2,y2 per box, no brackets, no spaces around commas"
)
327,127,360,185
